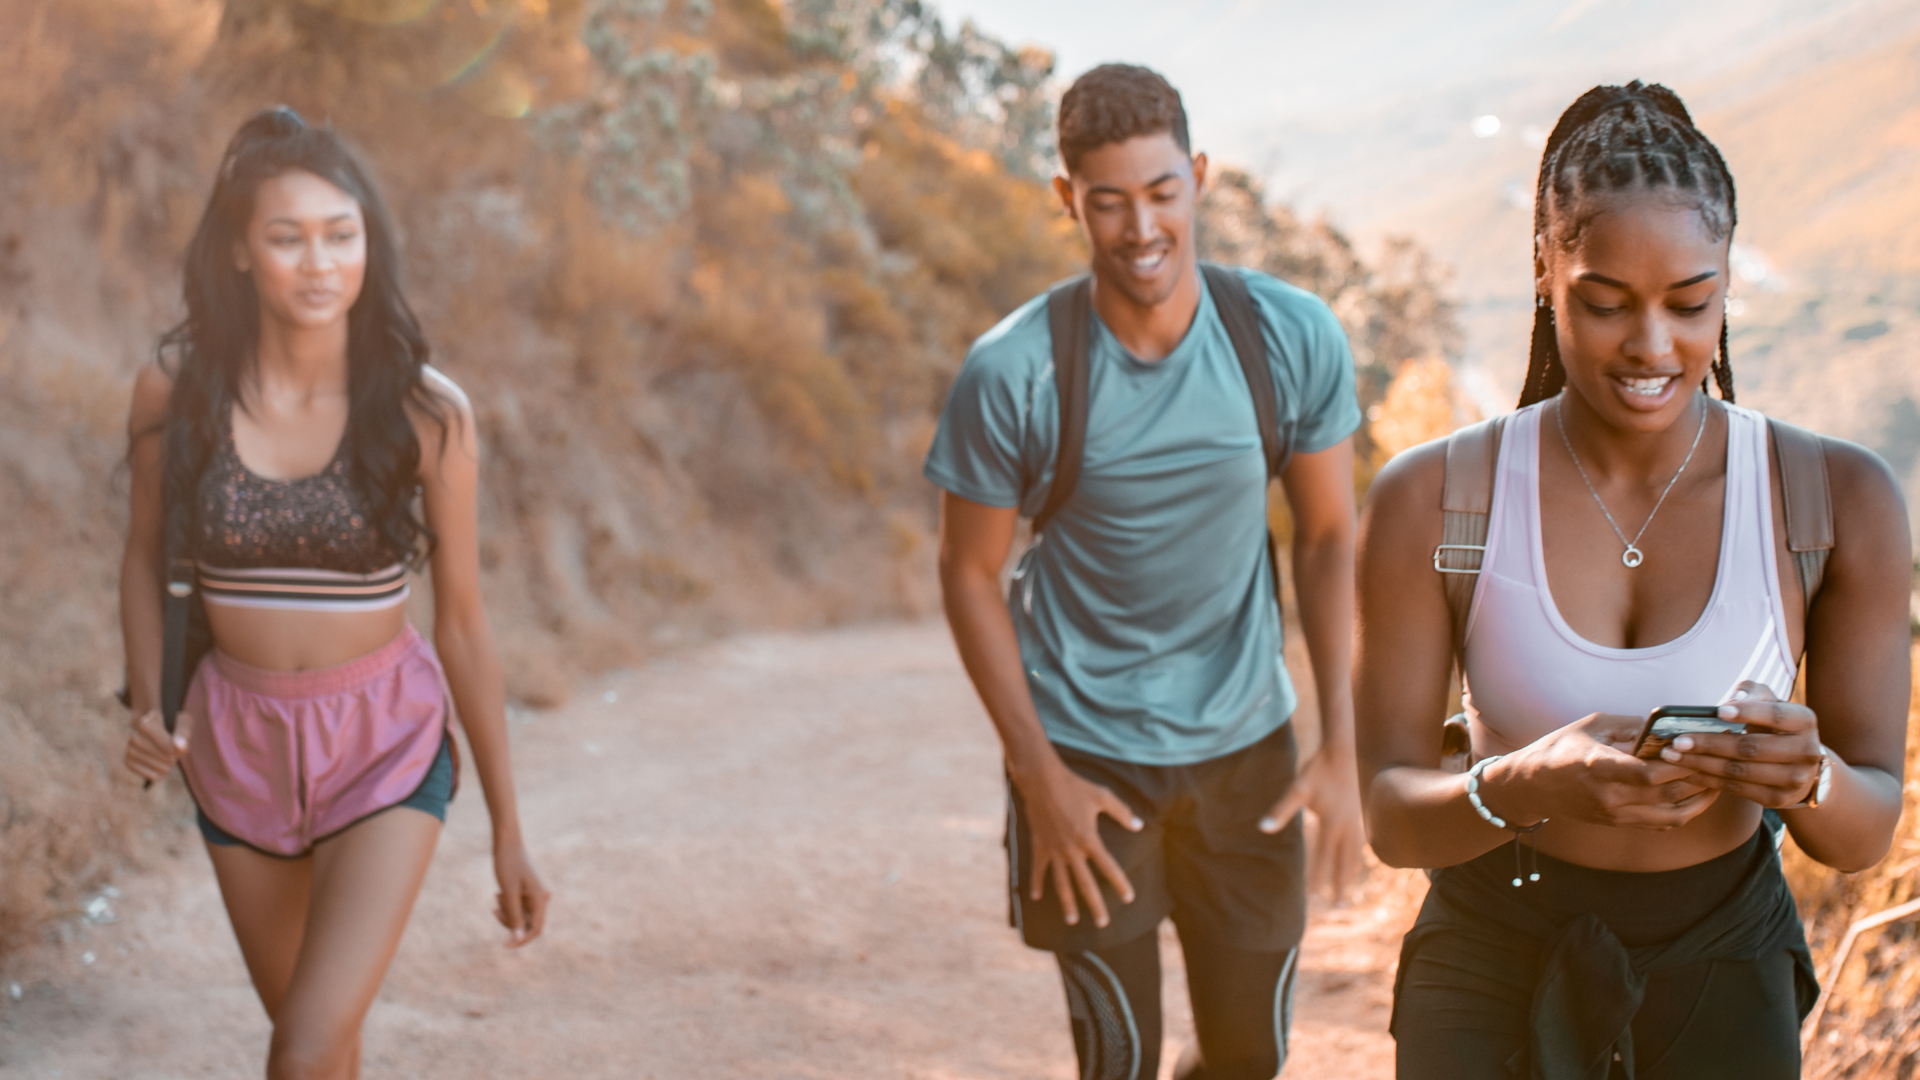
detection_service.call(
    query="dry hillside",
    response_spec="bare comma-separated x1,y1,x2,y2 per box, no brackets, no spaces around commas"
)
1702,24,1920,510
0,0,1456,952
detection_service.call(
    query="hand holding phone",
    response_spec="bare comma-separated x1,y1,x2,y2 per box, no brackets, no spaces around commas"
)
1643,683,1829,810
1632,705,1746,760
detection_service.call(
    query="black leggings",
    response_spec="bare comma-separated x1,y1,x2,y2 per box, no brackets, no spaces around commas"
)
1392,831,1805,1079
1057,923,1298,1080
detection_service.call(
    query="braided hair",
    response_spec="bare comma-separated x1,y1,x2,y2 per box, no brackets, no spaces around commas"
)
1518,81,1738,408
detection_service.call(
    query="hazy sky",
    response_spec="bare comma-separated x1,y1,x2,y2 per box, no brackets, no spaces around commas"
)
935,0,1894,219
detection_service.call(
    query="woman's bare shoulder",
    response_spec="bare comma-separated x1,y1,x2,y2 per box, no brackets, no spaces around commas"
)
128,358,177,439
1363,438,1450,536
1820,434,1902,498
414,364,474,428
1819,434,1910,560
419,364,470,410
1371,438,1449,498
410,365,479,480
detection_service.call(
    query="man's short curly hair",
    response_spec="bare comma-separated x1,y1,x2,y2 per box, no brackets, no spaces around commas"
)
1057,64,1190,175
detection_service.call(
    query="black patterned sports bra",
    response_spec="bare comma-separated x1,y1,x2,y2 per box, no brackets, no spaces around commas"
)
194,415,410,612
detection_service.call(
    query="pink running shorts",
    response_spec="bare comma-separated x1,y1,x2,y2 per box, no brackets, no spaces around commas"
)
181,624,453,856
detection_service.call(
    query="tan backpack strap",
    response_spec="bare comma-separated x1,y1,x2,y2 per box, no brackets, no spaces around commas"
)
1436,415,1507,659
1767,417,1834,607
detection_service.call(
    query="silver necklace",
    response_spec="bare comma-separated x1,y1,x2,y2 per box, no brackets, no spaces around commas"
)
1554,395,1706,568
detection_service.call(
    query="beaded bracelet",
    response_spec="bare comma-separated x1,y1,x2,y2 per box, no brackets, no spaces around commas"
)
1465,755,1510,827
1466,755,1549,886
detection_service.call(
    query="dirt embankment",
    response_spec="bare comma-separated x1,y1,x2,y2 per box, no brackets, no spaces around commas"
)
0,621,1423,1079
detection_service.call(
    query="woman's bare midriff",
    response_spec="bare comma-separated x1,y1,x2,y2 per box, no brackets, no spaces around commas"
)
1530,794,1763,873
206,602,410,671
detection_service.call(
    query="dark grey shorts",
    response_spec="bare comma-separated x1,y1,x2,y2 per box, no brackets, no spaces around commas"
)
1006,721,1306,953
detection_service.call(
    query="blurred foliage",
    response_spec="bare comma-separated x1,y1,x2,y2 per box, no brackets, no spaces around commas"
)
523,0,1076,487
788,0,1057,181
1368,357,1478,466
1196,165,1463,471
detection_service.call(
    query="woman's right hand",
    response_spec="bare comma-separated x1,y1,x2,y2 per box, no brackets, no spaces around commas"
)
125,709,191,783
1485,712,1720,830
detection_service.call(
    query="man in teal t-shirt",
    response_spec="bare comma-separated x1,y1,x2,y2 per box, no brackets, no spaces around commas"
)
927,65,1362,1080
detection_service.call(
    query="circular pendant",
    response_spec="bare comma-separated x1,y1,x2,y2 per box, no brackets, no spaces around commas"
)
1622,545,1645,568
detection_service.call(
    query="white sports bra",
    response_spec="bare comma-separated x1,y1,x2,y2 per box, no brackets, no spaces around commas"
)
1461,400,1798,757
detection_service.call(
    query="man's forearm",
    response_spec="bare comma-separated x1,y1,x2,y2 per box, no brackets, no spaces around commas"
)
940,567,1063,780
1292,534,1356,758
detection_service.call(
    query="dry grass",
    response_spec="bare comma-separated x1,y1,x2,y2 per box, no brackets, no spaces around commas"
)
1789,648,1920,1078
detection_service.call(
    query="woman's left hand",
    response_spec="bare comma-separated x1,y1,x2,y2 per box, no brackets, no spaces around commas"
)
1658,680,1824,808
492,838,551,948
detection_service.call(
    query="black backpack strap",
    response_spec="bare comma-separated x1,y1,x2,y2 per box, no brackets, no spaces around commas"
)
1200,263,1290,637
160,558,195,733
136,420,201,788
1033,275,1092,537
1200,262,1284,479
1766,417,1834,610
1435,415,1507,660
139,553,195,790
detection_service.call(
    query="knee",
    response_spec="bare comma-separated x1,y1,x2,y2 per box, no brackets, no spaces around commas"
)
267,1021,355,1080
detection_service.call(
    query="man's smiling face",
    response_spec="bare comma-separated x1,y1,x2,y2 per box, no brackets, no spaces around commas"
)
1057,132,1207,310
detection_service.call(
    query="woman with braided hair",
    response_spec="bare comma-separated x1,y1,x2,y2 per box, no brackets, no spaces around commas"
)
1355,82,1909,1076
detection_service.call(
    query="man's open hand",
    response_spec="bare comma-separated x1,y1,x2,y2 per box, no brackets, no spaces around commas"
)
1261,750,1365,902
1014,760,1144,928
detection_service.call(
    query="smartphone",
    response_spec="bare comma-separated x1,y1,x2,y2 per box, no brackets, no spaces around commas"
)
1633,705,1745,759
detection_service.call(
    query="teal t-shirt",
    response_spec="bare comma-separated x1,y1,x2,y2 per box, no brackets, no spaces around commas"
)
924,266,1360,765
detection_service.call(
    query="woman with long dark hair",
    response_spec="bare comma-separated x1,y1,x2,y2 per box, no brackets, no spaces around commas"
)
1356,83,1909,1076
120,107,548,1077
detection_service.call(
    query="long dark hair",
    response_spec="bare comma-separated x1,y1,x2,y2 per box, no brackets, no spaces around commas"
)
155,107,444,567
1519,81,1738,409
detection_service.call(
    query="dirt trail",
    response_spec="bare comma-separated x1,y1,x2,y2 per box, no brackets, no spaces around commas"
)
0,621,1423,1079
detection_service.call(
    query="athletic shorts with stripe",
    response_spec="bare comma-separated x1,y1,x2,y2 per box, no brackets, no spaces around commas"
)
1006,722,1307,1080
